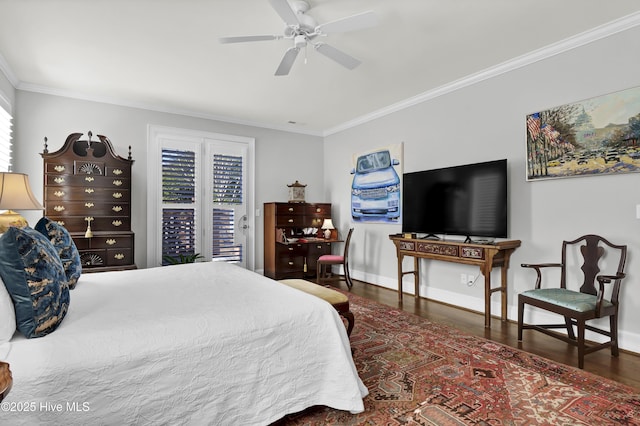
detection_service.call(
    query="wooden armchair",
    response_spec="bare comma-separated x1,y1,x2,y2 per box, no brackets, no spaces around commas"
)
517,234,627,369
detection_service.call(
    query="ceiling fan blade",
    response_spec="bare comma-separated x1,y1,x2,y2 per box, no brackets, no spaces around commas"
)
275,47,300,76
316,10,377,34
268,0,300,27
315,43,361,70
219,35,279,44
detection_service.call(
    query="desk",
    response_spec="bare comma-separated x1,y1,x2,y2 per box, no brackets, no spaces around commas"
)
389,235,521,327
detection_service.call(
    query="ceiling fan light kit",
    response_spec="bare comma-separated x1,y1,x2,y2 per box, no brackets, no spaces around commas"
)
219,0,377,76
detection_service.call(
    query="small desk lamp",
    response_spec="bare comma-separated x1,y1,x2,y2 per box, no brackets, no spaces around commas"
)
321,218,335,239
0,172,44,233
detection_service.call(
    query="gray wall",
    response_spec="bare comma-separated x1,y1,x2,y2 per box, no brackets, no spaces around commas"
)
11,91,325,271
324,25,640,352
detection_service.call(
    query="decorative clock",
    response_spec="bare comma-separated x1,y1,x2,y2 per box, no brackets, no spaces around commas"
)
287,180,306,203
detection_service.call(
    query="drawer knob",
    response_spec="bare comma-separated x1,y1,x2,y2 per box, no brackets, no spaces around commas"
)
85,176,95,182
54,177,65,184
54,190,65,197
84,202,94,208
288,247,293,251
288,261,294,265
112,179,123,186
288,207,294,212
106,239,117,245
53,205,65,212
112,206,123,212
112,220,123,227
54,165,66,172
112,192,123,199
113,169,123,176
288,218,294,223
114,253,125,260
56,220,65,226
85,188,95,194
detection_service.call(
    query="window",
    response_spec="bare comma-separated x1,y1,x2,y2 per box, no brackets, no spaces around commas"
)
161,148,197,262
212,153,244,262
147,126,255,269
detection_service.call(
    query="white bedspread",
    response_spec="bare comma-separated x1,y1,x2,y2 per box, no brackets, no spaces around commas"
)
1,262,367,425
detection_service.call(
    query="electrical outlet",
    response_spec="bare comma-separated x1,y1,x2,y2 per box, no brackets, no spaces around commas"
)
467,275,475,286
460,273,467,284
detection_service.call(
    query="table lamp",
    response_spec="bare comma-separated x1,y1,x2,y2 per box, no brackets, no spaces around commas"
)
321,218,334,239
0,172,44,233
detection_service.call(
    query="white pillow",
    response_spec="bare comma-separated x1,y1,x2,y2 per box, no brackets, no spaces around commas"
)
0,274,16,342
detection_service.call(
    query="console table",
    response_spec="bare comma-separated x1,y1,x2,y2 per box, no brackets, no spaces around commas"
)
389,235,521,328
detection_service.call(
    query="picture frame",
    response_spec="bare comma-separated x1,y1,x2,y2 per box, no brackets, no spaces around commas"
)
526,86,640,181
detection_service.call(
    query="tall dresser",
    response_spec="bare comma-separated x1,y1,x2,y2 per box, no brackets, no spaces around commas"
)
264,202,336,280
41,132,136,272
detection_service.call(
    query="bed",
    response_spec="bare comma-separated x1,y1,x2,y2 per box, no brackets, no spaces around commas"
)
1,261,367,425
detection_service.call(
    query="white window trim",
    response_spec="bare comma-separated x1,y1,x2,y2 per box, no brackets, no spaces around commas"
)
147,124,255,269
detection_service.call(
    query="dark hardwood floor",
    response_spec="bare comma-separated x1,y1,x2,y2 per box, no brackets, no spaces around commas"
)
326,278,640,390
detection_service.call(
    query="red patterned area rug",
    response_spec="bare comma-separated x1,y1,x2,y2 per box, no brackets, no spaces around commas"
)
275,292,640,425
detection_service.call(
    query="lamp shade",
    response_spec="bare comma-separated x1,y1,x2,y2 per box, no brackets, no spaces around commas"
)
321,218,335,239
0,173,44,233
0,173,44,210
321,218,334,230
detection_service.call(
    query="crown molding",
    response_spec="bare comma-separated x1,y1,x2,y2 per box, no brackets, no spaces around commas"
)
323,11,640,137
16,82,324,137
0,52,19,88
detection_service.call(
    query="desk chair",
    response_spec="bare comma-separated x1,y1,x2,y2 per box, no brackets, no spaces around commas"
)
317,228,354,289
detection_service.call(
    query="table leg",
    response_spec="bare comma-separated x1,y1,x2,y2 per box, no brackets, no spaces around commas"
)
501,264,508,321
483,267,491,328
397,253,404,302
414,257,420,298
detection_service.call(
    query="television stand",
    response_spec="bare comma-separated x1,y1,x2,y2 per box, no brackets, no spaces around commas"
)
420,233,441,240
389,235,521,328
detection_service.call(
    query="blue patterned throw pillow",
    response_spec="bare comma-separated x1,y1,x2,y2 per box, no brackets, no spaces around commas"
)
35,217,82,288
0,226,70,338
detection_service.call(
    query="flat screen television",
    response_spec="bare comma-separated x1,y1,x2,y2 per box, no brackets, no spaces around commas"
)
402,159,507,240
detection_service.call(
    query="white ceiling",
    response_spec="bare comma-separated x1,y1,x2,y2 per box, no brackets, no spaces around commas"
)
1,0,640,135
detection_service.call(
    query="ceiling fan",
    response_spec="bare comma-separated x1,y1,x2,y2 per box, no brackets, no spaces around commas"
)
220,0,377,76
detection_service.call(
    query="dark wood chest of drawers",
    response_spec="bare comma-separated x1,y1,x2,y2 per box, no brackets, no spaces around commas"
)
41,132,136,272
264,202,335,280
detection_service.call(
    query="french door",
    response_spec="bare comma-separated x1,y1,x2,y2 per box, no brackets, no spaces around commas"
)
147,125,255,269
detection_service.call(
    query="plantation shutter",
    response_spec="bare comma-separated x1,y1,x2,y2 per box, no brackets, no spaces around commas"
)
148,125,253,269
212,154,243,262
0,106,12,172
161,148,197,264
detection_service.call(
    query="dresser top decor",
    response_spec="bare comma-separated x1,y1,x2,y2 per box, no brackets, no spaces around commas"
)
42,131,133,162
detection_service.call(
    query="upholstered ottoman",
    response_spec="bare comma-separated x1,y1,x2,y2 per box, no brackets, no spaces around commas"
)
278,279,354,336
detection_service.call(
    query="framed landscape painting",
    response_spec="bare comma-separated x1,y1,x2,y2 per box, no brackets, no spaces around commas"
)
526,86,640,181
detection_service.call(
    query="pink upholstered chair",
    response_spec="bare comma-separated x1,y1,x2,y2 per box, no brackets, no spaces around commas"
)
317,228,354,289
